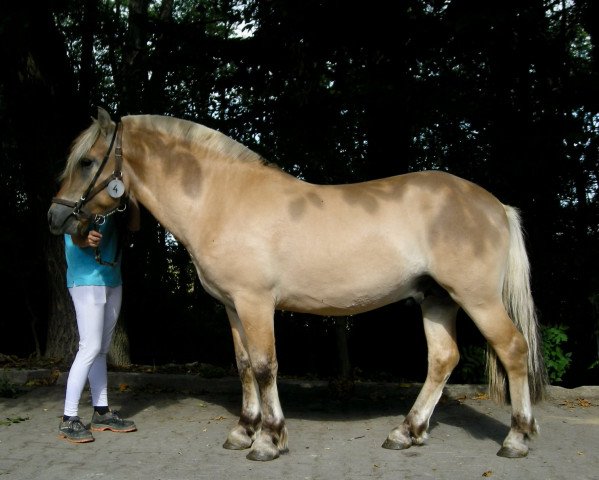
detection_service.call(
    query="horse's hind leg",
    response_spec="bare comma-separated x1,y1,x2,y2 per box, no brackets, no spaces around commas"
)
225,299,288,461
383,296,459,450
465,301,537,458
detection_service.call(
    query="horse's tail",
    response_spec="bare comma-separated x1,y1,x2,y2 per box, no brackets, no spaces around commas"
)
486,205,547,404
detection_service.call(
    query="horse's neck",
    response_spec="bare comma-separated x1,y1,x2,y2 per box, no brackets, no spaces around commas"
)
125,134,262,246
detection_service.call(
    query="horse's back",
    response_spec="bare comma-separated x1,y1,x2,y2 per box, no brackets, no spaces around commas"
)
267,170,509,314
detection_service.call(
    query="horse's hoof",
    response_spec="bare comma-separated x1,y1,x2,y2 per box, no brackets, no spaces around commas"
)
246,447,280,461
382,426,413,450
223,439,250,450
496,446,528,458
381,438,412,450
223,428,253,450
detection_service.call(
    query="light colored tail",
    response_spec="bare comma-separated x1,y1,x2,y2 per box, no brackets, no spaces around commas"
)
487,205,547,404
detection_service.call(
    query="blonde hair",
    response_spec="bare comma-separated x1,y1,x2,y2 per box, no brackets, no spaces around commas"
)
60,119,104,181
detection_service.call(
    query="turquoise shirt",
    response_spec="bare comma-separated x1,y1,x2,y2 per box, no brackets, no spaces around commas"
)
65,218,122,287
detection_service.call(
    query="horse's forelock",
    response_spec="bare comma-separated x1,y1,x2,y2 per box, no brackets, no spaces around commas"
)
60,120,103,181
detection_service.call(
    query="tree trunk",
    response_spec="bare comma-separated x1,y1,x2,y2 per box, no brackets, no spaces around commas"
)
0,3,86,363
108,317,131,366
45,236,78,362
119,0,150,114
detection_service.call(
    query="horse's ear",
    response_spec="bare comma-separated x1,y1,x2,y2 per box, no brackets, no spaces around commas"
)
96,107,114,134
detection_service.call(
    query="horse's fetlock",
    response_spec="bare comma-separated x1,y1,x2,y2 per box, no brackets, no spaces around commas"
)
511,413,537,436
240,412,261,431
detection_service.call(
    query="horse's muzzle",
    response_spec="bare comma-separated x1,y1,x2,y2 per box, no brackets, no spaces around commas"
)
47,204,80,235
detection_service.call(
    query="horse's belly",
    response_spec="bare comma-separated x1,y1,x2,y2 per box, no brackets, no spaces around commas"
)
276,261,423,316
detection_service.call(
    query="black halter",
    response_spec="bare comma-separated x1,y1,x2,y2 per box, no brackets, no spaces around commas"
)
52,122,128,266
52,122,127,226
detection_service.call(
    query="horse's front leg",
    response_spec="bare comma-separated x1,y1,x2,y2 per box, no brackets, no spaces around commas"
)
225,300,288,461
223,306,261,450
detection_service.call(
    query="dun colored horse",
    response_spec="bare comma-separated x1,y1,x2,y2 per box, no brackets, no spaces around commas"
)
48,108,546,461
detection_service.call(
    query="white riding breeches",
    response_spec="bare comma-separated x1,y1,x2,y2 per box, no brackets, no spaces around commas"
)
63,285,122,417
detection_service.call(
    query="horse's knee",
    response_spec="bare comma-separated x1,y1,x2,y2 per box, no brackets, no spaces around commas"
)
252,359,277,387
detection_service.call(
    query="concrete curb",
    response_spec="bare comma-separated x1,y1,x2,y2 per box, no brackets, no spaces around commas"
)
2,367,598,400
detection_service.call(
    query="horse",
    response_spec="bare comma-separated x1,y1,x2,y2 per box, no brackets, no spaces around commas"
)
48,107,547,461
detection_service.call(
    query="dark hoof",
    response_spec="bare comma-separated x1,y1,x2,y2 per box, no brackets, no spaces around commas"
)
497,446,528,458
223,439,250,450
246,448,280,461
382,438,412,450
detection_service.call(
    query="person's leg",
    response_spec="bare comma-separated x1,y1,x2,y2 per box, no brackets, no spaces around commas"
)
87,285,137,433
59,286,105,443
88,285,121,411
63,286,106,418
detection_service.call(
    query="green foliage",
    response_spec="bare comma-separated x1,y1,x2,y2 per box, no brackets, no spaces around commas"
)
458,345,487,384
542,325,572,384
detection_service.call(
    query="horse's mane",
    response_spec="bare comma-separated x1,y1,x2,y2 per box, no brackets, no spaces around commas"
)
128,115,266,165
62,115,267,181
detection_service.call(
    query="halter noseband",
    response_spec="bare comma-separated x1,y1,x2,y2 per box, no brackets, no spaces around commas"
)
52,122,127,226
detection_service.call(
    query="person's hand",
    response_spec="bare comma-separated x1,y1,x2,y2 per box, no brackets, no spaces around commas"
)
86,230,102,248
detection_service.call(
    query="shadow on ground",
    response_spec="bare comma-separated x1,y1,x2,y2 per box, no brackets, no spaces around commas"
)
87,378,510,448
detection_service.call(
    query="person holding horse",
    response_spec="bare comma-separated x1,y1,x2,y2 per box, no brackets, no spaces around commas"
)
58,198,140,443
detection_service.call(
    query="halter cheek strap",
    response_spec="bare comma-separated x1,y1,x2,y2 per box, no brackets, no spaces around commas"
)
82,121,121,202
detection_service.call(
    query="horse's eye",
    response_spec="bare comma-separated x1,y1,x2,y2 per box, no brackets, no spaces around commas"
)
80,158,94,168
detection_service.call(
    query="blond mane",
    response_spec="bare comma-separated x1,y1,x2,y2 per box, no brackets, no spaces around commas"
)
126,115,265,164
62,115,266,182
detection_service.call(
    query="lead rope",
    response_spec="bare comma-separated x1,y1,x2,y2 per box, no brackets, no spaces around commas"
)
92,212,127,267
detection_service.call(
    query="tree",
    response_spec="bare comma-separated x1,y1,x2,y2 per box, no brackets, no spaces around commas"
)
0,1,87,361
1,0,598,385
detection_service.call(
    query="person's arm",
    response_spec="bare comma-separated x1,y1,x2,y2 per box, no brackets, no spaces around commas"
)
71,230,102,248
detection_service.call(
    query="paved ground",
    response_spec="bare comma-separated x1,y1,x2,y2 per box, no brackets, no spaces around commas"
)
1,370,598,480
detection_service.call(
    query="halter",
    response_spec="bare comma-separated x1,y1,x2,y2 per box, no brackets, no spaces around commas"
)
52,122,127,227
52,122,128,266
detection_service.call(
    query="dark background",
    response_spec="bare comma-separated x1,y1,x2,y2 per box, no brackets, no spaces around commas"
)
1,0,598,387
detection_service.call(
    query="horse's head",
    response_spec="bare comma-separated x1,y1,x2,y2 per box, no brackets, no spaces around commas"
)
48,107,129,236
